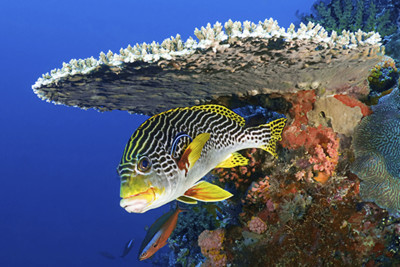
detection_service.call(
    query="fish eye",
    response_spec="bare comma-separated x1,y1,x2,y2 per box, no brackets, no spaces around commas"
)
137,156,151,172
153,244,157,248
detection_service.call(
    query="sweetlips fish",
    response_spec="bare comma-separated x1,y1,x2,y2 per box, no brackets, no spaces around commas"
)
118,104,286,213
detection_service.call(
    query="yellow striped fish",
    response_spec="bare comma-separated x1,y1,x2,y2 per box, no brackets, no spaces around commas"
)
118,104,286,213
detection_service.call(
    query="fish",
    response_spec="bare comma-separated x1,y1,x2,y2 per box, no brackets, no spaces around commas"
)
138,203,185,260
120,239,134,258
118,104,286,213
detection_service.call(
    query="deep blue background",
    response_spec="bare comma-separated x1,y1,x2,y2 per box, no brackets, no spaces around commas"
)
1,0,314,266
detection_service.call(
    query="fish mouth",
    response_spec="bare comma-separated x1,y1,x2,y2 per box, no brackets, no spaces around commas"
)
139,252,150,261
120,187,156,213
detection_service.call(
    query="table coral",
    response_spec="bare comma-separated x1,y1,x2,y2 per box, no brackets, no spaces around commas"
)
32,19,383,115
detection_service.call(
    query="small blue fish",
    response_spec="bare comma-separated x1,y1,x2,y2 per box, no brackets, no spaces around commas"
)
120,239,134,258
138,203,185,260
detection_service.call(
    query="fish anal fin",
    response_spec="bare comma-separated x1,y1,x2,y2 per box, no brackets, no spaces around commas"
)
184,181,233,202
177,196,198,204
178,133,210,173
215,152,249,168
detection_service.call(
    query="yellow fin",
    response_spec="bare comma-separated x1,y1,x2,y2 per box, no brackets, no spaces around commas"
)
215,152,249,168
184,181,233,202
178,133,210,172
177,196,198,204
191,105,245,127
260,118,287,158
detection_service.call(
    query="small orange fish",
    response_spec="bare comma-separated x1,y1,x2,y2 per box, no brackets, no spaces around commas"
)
138,203,185,260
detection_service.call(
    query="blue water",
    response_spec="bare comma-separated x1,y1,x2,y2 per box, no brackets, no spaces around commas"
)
1,0,314,266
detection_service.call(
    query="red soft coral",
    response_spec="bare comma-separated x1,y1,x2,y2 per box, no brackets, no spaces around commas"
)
308,126,339,177
244,176,270,204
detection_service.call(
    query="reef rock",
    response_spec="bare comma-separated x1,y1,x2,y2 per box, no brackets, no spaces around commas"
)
307,96,364,136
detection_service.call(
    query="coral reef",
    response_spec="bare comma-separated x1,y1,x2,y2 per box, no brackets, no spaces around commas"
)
300,0,400,62
161,65,400,266
281,90,341,183
153,202,224,267
214,148,259,190
368,56,399,93
386,31,400,60
31,14,400,266
300,0,398,37
244,175,271,204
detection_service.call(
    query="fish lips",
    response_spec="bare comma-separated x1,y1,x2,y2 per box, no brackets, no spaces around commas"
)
120,187,156,213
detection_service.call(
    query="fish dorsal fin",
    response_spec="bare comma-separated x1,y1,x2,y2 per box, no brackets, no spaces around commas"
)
215,152,249,168
178,133,210,173
177,195,198,204
190,105,245,127
184,181,233,202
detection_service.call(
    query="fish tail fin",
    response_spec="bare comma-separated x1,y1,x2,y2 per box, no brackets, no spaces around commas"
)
247,118,286,158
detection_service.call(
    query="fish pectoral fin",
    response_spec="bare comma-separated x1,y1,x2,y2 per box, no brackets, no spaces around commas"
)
178,133,210,171
177,196,198,204
215,152,249,168
184,181,233,202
